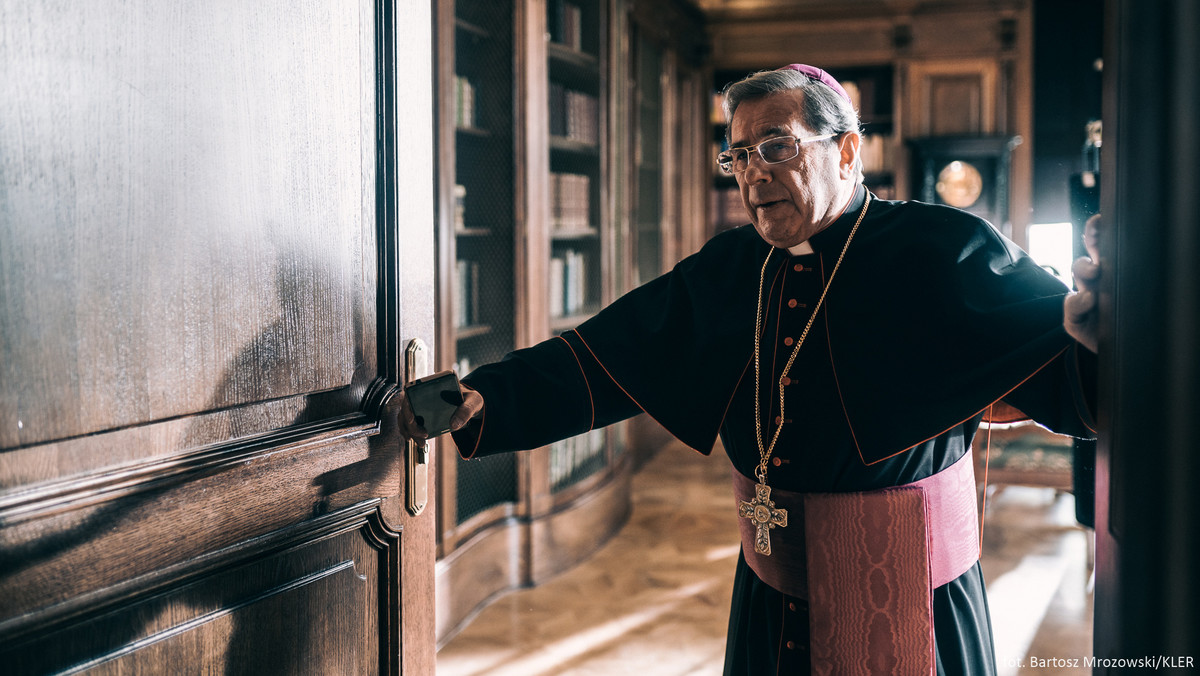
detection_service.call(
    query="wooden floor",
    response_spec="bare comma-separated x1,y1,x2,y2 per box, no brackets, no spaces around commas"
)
437,440,1093,676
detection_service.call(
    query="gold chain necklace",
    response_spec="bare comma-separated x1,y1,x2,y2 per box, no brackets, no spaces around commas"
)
738,193,870,556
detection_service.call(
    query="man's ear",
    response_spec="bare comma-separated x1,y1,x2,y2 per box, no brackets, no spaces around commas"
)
838,132,861,180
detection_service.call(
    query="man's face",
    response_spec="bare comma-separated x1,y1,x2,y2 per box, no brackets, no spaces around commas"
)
728,90,853,249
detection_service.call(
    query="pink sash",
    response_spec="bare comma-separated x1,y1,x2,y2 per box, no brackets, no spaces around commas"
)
731,451,980,675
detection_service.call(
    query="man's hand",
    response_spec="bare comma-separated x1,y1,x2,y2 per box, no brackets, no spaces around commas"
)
396,383,484,444
1064,213,1101,353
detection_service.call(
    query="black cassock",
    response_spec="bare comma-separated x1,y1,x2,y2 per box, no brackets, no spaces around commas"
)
453,185,1096,675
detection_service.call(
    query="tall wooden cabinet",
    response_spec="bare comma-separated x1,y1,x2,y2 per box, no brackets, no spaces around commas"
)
433,0,708,644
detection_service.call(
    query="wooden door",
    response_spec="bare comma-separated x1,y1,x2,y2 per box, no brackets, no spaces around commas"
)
0,1,437,674
1093,0,1200,665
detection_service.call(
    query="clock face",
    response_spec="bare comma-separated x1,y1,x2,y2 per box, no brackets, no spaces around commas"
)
935,160,984,208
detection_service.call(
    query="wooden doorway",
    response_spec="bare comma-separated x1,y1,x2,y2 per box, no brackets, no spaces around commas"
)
0,1,438,673
1093,0,1200,666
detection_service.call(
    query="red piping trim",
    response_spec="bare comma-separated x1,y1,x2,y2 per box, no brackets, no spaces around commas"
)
823,261,867,465
458,399,486,460
1071,344,1099,434
717,356,755,440
557,334,596,431
980,406,993,553
774,595,786,676
570,330,690,446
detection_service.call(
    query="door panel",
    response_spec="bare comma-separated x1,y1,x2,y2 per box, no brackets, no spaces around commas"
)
0,0,376,450
0,0,435,673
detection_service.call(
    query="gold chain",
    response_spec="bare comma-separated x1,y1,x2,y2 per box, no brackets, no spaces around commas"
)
752,194,871,482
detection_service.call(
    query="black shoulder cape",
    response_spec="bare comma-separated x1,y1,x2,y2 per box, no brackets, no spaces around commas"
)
568,189,1080,464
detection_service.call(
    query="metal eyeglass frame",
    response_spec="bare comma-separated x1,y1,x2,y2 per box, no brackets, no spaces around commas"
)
716,133,837,175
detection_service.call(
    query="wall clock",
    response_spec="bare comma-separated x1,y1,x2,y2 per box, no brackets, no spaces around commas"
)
908,136,1020,233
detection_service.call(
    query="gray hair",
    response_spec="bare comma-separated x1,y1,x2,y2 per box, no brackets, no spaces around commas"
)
721,69,863,178
722,69,861,139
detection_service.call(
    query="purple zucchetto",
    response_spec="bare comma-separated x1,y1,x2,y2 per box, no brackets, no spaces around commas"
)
777,64,853,105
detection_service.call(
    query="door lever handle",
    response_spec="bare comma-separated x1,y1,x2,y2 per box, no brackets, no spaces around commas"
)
404,338,430,516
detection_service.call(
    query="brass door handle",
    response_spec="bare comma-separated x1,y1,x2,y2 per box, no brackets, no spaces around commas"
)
404,338,430,516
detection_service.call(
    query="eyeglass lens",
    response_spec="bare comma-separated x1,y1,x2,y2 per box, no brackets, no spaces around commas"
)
718,136,799,173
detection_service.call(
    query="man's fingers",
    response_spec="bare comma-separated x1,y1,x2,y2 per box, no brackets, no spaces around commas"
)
397,392,430,441
1083,214,1101,263
450,386,484,430
1071,256,1100,284
1064,289,1095,323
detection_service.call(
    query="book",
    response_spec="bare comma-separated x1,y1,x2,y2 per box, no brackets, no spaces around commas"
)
453,184,466,230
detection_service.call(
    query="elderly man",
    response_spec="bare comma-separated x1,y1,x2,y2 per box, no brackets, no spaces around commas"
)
404,65,1101,675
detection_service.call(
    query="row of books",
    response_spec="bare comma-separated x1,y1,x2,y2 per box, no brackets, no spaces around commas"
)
547,0,584,52
549,249,588,318
549,428,606,490
452,184,467,230
453,75,477,129
453,260,481,329
551,173,591,232
858,134,892,175
549,83,599,145
710,185,747,232
453,356,472,378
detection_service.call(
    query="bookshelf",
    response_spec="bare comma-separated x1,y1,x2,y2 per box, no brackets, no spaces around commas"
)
546,0,605,331
544,0,612,496
434,0,709,643
438,0,519,538
630,24,665,287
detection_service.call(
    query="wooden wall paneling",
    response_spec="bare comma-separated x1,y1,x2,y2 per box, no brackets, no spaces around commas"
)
527,467,632,584
661,49,681,271
905,59,998,137
1006,6,1035,249
434,516,522,646
892,64,910,200
709,18,896,71
678,64,711,259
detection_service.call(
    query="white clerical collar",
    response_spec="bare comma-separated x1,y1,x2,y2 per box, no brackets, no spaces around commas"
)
788,241,815,256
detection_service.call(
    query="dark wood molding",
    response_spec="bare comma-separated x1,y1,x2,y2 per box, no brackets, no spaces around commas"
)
1093,0,1200,662
435,457,634,645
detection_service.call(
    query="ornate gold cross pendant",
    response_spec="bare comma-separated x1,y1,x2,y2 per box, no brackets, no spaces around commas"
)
738,481,788,556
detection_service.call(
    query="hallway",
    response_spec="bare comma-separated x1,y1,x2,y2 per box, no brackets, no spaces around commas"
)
438,439,1093,675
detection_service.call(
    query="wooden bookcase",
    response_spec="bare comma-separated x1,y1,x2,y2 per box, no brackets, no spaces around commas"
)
434,0,710,645
432,0,632,645
438,0,520,541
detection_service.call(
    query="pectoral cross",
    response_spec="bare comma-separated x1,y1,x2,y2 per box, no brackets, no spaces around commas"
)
738,481,788,556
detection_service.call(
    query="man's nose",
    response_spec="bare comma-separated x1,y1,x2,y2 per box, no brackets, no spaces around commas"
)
742,152,772,182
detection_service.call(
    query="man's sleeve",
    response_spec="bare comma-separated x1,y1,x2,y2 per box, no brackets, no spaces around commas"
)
450,332,642,459
997,341,1098,439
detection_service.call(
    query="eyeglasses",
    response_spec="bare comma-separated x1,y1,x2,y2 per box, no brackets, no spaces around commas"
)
716,133,837,175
